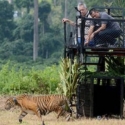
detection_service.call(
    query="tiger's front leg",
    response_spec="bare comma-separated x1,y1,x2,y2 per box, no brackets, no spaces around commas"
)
55,107,64,119
19,111,27,123
55,107,71,121
35,110,45,125
33,108,44,124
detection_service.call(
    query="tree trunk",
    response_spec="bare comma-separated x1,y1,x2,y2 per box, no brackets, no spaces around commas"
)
33,0,39,61
64,0,67,18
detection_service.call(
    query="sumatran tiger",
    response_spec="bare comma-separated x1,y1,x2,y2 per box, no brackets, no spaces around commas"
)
5,94,73,124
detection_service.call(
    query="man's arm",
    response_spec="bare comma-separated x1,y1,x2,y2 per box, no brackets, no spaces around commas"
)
62,18,76,26
84,25,94,45
93,12,107,35
93,24,106,35
89,23,106,42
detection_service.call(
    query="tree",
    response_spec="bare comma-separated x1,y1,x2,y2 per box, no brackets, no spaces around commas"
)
13,14,34,42
33,0,39,61
38,1,51,34
39,32,63,59
0,1,15,42
13,0,33,13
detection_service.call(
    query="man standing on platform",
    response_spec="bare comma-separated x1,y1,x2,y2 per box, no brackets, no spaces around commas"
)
62,2,93,46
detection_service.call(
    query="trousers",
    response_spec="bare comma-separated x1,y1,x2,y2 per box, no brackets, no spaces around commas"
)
94,29,122,45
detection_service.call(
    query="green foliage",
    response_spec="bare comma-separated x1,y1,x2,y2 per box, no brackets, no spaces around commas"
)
105,57,124,76
38,1,51,33
0,1,76,64
38,65,60,94
0,1,15,42
0,61,60,95
85,0,109,9
13,14,34,42
38,1,51,21
13,0,33,13
39,32,63,59
0,0,124,69
112,0,125,8
77,56,125,82
57,58,80,100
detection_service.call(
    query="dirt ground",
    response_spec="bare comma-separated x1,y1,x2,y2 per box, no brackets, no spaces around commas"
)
1,95,125,125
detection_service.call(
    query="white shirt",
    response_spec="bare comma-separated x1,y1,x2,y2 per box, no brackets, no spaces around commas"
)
77,11,91,38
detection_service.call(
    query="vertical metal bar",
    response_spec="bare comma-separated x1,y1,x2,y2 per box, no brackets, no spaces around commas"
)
76,84,80,118
81,17,85,51
122,8,125,48
120,78,124,118
90,77,94,117
64,22,67,58
107,8,110,15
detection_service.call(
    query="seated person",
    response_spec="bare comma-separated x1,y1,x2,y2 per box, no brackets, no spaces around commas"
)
85,8,122,47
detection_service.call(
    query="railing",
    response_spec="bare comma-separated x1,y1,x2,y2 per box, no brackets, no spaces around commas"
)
64,7,125,51
80,17,125,49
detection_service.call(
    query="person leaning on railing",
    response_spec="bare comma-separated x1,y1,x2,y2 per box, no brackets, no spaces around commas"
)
62,3,94,46
84,8,122,47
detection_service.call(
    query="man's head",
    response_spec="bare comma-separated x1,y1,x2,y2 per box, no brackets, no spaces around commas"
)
78,3,88,17
89,8,100,18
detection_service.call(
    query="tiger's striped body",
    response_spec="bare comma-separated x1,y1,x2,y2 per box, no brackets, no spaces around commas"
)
5,94,72,123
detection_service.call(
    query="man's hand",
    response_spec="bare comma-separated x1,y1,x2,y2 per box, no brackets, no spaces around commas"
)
84,41,88,46
62,18,75,26
62,18,69,23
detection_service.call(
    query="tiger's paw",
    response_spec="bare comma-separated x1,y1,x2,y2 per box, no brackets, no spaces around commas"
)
19,119,22,123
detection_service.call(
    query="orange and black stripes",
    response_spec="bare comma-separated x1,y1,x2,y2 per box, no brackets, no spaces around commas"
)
5,94,72,123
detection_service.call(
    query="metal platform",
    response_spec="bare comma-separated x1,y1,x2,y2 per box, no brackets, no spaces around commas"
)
63,7,125,118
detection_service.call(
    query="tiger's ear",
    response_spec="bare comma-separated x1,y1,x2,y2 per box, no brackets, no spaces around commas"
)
13,98,18,104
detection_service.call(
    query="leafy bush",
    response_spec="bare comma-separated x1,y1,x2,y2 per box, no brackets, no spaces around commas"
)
57,58,80,100
0,61,60,94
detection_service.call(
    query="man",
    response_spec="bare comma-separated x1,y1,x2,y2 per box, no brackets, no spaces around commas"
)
85,8,122,46
62,3,89,26
62,3,92,45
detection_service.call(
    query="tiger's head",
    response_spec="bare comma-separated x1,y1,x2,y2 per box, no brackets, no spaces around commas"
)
5,97,18,110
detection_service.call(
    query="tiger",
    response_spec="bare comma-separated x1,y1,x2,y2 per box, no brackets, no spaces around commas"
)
5,94,73,124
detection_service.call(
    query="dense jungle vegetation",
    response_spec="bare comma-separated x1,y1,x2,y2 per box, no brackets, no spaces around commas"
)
0,0,124,94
